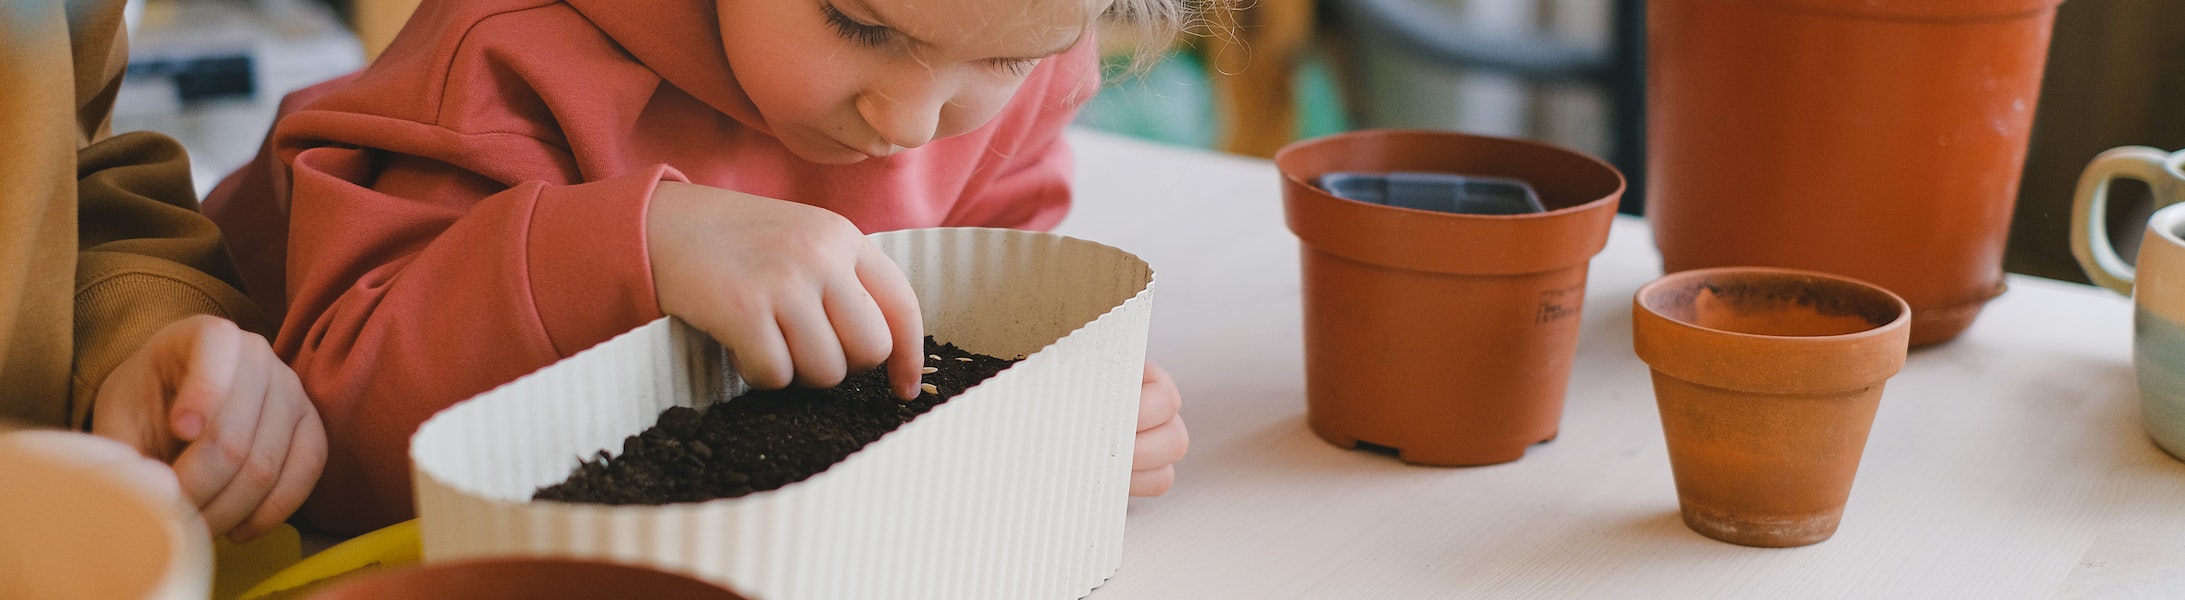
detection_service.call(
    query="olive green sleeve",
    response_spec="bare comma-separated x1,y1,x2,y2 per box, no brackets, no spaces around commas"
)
68,131,270,430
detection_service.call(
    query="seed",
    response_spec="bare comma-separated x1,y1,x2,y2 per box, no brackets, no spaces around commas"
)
920,366,938,374
929,354,941,361
920,383,939,395
954,357,972,362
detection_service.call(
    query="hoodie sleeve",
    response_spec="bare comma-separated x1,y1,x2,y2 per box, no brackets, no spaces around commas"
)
72,132,269,428
250,125,677,532
949,39,1103,231
36,0,266,432
190,0,693,533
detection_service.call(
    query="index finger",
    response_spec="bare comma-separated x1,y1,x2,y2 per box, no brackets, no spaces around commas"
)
1137,362,1181,432
857,246,924,400
168,324,269,507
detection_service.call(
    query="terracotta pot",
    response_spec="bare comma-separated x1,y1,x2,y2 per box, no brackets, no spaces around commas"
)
1632,267,1911,547
1647,0,2063,347
307,558,746,599
1278,129,1624,465
0,430,212,600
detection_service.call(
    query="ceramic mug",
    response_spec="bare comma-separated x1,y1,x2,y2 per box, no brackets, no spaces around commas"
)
2070,146,2185,459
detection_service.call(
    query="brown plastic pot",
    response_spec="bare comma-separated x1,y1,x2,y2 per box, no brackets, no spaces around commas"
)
1278,129,1624,465
307,558,746,599
1646,0,2063,347
1633,267,1911,547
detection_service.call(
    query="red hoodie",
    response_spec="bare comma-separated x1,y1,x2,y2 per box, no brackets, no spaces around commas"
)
204,0,1099,534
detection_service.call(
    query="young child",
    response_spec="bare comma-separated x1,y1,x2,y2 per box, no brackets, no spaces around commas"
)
206,0,1195,534
2,0,325,542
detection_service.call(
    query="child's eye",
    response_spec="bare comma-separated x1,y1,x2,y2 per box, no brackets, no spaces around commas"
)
991,58,1041,78
821,3,892,48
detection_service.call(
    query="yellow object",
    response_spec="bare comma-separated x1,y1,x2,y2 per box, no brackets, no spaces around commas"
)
236,519,422,600
212,524,302,600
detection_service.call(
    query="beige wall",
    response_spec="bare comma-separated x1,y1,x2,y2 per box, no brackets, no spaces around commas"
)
350,0,421,61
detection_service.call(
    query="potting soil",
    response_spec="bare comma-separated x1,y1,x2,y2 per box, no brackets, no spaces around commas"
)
534,337,1016,505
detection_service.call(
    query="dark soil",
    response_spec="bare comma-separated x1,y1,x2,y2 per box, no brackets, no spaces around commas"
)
534,337,1017,505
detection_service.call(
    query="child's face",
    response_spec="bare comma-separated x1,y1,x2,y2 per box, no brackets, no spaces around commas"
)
718,0,1100,164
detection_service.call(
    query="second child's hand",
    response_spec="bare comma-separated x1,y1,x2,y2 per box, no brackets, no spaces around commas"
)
645,181,925,399
90,315,327,542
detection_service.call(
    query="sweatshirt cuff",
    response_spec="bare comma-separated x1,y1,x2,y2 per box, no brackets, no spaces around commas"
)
70,256,264,430
525,165,686,357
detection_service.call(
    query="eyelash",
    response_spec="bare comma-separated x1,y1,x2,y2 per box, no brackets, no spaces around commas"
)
821,2,1043,77
992,58,1040,77
821,3,892,48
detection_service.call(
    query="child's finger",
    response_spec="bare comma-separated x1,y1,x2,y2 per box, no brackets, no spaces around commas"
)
89,359,175,462
227,380,324,543
1129,465,1176,497
776,299,849,388
715,312,795,390
823,276,894,375
856,248,924,400
1137,362,1180,432
169,324,269,508
1132,415,1189,471
161,316,243,443
188,353,296,536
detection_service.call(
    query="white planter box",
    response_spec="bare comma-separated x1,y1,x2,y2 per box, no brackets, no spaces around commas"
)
410,228,1155,599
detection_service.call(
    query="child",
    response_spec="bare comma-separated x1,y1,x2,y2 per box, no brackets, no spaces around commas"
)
1,0,325,542
206,0,1196,534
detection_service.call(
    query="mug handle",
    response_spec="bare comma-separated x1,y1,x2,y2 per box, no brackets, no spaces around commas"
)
2071,146,2180,295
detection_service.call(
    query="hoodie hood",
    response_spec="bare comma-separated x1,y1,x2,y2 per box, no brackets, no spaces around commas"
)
564,0,770,133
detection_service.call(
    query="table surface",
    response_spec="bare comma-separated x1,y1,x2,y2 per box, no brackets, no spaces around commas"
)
1052,129,2185,599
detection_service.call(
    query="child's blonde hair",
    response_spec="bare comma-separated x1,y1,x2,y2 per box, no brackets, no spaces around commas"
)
1101,0,1224,74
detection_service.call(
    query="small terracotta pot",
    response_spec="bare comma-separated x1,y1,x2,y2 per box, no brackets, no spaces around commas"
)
1646,0,2063,347
0,430,212,600
307,558,746,599
1633,267,1911,547
1278,129,1624,465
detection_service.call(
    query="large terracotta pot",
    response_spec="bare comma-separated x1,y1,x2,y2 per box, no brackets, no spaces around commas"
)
307,558,746,599
1647,0,2064,347
1633,267,1911,547
1278,130,1624,465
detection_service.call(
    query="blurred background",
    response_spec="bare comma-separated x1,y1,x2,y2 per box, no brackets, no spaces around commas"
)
116,0,2183,283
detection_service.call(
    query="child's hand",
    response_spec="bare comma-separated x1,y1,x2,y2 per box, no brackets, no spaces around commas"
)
646,181,926,399
1132,361,1188,496
90,315,327,542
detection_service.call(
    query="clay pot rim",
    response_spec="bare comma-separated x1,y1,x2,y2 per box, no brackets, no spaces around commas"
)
1276,128,1626,275
1633,267,1914,393
1274,128,1626,222
0,430,213,600
309,557,745,599
1636,266,1912,343
1730,0,2061,22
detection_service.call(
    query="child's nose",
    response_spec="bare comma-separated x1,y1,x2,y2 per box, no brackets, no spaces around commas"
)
856,82,948,150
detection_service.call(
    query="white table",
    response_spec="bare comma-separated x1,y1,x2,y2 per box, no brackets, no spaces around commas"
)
1055,129,2185,599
